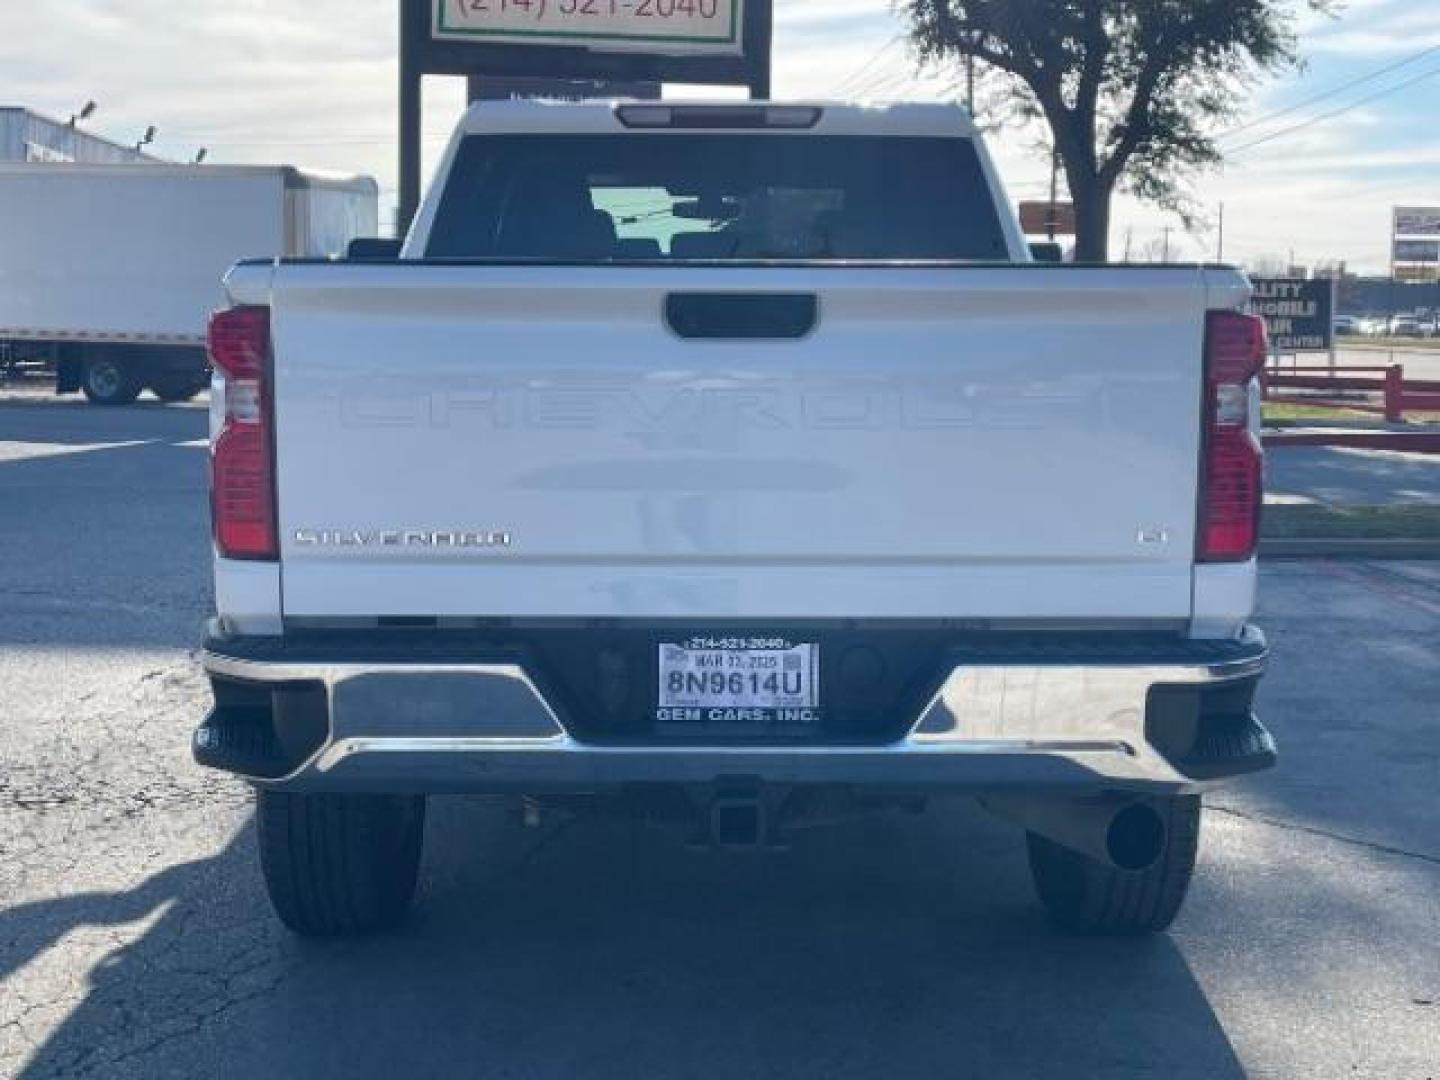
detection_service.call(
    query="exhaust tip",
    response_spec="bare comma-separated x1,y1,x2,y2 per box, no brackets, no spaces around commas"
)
1106,804,1167,871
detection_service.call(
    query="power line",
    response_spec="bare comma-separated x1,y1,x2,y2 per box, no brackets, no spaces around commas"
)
828,35,904,97
849,57,938,101
1220,42,1440,140
1225,63,1440,156
851,67,921,99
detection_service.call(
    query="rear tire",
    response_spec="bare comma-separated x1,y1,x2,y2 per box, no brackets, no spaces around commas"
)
81,356,141,406
148,375,205,403
257,791,426,937
1025,795,1201,936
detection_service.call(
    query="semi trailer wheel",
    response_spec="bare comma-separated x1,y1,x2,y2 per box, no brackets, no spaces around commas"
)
81,356,141,406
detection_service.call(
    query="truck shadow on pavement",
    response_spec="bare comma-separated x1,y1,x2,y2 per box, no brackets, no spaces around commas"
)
13,800,1246,1080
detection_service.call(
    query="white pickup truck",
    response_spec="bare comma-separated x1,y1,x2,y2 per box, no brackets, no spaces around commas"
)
195,101,1275,939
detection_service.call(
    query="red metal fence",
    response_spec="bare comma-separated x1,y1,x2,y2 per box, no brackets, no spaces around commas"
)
1262,364,1440,422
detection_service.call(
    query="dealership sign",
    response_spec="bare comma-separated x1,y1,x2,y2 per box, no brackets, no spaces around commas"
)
399,0,773,231
1394,206,1440,237
433,0,745,55
1396,264,1440,283
1395,239,1440,263
1248,277,1334,352
1392,208,1440,278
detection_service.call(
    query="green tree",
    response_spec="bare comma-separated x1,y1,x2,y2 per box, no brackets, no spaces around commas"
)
901,0,1325,261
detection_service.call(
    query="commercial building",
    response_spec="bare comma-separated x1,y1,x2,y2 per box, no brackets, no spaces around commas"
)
0,106,163,165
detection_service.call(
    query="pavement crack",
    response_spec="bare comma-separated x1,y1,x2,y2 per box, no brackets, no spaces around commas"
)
1209,803,1440,866
53,939,344,1079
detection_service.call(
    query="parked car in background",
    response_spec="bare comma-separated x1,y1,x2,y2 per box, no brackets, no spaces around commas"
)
1333,315,1357,335
0,164,378,405
1388,315,1425,338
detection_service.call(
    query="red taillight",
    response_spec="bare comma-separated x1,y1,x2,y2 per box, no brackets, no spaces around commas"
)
209,306,276,561
1200,310,1266,562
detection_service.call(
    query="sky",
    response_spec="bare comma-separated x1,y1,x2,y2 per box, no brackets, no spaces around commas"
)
2,0,1438,272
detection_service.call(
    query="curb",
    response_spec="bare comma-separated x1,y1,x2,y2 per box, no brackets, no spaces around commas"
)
1264,418,1432,432
1261,538,1440,560
1264,431,1440,453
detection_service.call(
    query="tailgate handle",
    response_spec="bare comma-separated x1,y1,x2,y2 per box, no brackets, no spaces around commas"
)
665,293,818,340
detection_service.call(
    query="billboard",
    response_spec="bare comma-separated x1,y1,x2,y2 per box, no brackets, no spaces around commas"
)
1248,277,1334,352
1395,207,1440,237
434,0,746,55
1394,239,1440,264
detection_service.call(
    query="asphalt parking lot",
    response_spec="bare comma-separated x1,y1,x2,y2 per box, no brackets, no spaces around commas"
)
1335,344,1440,383
1268,445,1440,505
2,394,1437,1079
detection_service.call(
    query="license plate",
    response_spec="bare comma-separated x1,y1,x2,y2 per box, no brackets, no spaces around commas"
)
657,638,820,729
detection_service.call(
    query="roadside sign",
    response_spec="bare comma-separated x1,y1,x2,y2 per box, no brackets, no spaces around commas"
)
1018,201,1076,236
404,0,768,85
397,0,774,234
1248,277,1334,352
434,0,746,56
1394,239,1440,263
1395,263,1440,283
1394,207,1440,237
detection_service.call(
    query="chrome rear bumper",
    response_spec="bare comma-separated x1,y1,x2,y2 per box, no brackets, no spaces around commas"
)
197,625,1272,796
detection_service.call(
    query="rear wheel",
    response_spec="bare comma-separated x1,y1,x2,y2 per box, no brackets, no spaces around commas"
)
148,374,205,403
81,356,141,406
257,791,426,937
1025,795,1201,936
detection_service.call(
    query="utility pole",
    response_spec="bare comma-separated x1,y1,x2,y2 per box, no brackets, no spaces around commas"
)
1162,226,1172,264
1388,207,1399,329
965,54,975,115
398,0,422,238
1047,146,1060,241
1216,202,1225,263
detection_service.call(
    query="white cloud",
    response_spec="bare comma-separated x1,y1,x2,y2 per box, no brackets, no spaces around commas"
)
1312,28,1440,55
1308,0,1440,54
1,0,1435,269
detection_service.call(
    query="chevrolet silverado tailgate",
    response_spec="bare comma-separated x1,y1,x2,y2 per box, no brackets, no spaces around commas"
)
265,263,1216,620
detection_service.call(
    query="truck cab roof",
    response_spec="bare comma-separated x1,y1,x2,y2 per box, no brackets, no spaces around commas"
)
454,100,980,139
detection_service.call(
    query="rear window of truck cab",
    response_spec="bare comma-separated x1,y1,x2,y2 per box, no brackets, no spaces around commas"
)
426,134,1011,263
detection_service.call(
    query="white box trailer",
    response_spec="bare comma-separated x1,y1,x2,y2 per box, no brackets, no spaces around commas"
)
0,164,378,404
